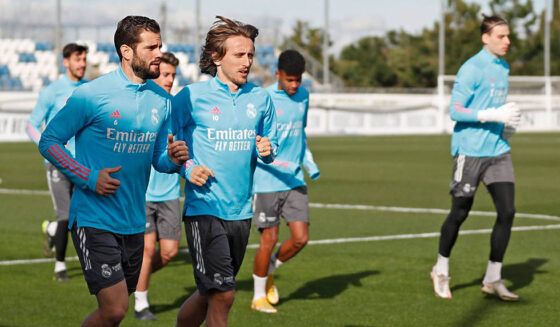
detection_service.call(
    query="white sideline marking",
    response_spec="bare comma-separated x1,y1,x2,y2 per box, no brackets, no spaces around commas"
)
1,188,559,221
2,224,560,266
309,203,560,221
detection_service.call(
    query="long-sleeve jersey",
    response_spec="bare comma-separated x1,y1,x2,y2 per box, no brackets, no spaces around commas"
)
449,47,511,157
173,76,278,221
39,66,179,234
146,168,181,202
27,75,86,160
253,83,319,193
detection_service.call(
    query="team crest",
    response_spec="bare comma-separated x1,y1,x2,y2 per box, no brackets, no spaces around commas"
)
151,108,159,125
246,103,257,119
101,264,112,278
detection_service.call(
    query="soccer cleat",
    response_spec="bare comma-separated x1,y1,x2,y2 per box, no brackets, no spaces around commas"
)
54,270,70,282
42,220,54,257
265,274,279,305
481,280,519,302
251,297,277,313
431,269,452,299
134,308,158,321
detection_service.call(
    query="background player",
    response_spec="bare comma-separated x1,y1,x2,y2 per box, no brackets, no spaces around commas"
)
38,16,189,326
134,52,182,321
251,49,320,313
173,16,277,327
431,15,521,301
26,42,88,281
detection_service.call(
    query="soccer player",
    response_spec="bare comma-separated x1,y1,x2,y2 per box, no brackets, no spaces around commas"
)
38,16,189,326
431,15,521,301
134,52,182,321
26,42,88,281
173,16,277,327
250,50,320,313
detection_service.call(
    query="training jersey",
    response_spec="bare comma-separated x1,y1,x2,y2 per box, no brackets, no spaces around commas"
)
39,66,179,234
449,47,511,157
253,83,320,193
146,168,181,202
27,75,86,160
173,75,278,221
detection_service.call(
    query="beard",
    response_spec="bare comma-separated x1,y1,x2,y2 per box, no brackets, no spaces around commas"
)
131,54,160,80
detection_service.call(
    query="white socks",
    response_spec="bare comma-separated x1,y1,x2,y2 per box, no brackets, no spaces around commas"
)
252,274,267,301
434,254,449,276
54,261,66,273
267,254,283,275
134,290,149,312
483,261,502,284
47,221,58,237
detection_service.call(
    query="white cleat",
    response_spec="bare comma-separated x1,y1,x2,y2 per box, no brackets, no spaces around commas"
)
481,280,519,302
431,269,452,299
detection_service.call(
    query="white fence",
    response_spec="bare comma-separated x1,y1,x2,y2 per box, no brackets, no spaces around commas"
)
2,87,560,142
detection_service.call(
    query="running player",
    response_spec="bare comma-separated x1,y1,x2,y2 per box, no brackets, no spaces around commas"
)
431,15,521,301
134,52,182,321
38,16,189,326
173,16,277,327
26,42,88,281
251,49,320,313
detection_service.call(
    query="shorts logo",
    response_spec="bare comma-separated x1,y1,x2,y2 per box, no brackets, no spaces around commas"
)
101,264,112,278
214,273,224,286
463,183,476,194
246,103,256,119
258,212,266,223
151,108,159,125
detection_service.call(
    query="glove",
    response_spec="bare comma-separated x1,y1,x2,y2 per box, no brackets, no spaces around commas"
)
477,102,521,127
501,125,516,140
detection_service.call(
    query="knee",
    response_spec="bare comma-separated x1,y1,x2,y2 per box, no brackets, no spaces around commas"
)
143,242,156,258
211,290,235,309
292,234,308,250
160,247,178,265
497,207,516,224
100,303,128,324
261,231,279,249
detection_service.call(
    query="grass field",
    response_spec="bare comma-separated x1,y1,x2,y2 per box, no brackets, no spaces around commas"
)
0,133,559,327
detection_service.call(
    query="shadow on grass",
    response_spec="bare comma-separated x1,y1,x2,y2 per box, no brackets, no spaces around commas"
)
450,258,548,293
275,270,380,303
151,286,198,314
449,258,548,327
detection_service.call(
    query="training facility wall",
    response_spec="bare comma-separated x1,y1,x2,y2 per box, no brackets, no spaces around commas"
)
2,90,560,142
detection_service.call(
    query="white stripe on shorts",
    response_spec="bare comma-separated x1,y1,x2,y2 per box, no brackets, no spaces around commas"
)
77,227,92,270
191,221,205,274
454,154,465,182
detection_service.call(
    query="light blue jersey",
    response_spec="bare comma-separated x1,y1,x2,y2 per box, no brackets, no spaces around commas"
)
27,75,86,159
253,83,319,193
39,66,180,234
146,168,181,202
173,76,278,221
449,47,511,157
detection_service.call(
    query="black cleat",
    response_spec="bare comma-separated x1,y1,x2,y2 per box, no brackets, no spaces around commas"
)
134,308,157,321
54,270,70,282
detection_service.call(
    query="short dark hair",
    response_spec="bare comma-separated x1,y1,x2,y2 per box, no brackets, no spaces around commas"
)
480,14,508,35
62,43,88,58
278,50,305,76
161,52,179,67
200,16,259,76
114,15,160,60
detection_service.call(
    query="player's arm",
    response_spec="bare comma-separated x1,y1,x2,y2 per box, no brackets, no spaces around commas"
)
302,135,320,180
256,94,278,164
152,98,187,173
38,88,101,192
26,89,52,144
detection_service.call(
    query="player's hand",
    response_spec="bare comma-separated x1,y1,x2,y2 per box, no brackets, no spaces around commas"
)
95,166,121,196
190,165,214,186
167,134,189,165
477,102,521,127
501,125,516,140
256,135,271,157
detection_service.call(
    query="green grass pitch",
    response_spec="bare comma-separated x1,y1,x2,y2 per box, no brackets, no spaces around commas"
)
0,133,559,326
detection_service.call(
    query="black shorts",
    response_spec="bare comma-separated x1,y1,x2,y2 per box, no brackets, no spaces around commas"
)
71,225,144,295
183,215,251,295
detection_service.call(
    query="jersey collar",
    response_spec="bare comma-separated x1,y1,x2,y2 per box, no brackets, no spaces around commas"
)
117,65,147,90
480,47,504,65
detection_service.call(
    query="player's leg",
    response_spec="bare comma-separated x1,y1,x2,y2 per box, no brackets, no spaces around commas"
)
82,281,129,327
134,202,158,320
177,290,208,327
150,199,182,271
480,153,518,301
433,155,481,298
275,186,311,263
251,193,280,312
45,163,73,281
